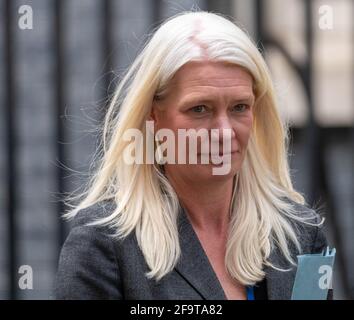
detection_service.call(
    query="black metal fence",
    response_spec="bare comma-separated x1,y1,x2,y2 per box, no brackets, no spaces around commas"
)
1,0,353,299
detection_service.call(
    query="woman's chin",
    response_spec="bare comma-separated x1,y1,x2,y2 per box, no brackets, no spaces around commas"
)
184,164,239,182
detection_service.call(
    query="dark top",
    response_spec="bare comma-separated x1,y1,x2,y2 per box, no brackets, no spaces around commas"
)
254,278,268,300
53,198,331,300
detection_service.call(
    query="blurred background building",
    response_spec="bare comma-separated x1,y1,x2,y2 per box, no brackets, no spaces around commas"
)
0,0,353,299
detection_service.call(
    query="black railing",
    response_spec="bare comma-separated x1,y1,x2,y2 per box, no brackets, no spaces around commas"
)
53,0,68,276
4,0,17,301
103,0,114,99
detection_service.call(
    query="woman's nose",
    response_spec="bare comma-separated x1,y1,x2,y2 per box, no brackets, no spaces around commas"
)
208,116,236,155
210,115,236,139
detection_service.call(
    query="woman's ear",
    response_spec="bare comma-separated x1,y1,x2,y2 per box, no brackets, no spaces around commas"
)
150,97,163,122
147,104,160,135
150,96,166,128
149,104,157,122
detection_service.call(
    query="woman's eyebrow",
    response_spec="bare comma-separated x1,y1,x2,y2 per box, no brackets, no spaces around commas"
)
179,93,255,106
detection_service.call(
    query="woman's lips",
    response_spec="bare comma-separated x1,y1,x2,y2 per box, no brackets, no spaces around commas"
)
198,150,239,156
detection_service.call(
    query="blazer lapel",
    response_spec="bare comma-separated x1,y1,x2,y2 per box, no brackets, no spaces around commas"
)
175,206,227,300
175,205,298,300
264,248,297,300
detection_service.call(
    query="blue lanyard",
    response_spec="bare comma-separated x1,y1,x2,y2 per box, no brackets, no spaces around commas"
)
246,286,255,300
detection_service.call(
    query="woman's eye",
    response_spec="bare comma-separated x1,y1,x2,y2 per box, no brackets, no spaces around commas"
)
190,105,207,113
232,104,249,112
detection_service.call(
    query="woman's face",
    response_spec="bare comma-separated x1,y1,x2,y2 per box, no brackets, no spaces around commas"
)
151,61,255,184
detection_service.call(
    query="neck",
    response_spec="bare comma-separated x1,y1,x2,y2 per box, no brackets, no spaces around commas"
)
166,172,235,234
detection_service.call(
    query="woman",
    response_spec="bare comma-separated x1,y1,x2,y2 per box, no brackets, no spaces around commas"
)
54,11,330,300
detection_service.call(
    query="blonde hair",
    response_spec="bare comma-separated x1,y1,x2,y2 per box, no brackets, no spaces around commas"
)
64,11,319,285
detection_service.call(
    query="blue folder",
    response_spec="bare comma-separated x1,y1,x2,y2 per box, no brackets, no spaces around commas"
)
291,247,336,300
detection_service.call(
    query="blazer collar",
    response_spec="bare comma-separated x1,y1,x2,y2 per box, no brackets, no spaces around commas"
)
264,249,297,300
175,205,297,300
175,206,227,300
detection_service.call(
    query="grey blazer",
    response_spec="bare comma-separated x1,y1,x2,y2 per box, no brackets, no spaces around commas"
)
53,199,331,300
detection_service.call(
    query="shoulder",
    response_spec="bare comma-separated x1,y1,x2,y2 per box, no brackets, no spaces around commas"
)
70,199,117,229
54,199,123,299
59,199,123,268
284,197,328,254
